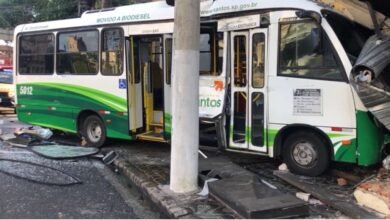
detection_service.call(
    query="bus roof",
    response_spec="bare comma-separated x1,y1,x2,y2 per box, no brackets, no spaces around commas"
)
15,0,325,33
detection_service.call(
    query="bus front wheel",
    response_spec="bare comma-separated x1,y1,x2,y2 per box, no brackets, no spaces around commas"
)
82,115,106,148
283,131,329,176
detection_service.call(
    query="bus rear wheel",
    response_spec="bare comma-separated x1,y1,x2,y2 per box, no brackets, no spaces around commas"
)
283,131,329,177
82,115,106,148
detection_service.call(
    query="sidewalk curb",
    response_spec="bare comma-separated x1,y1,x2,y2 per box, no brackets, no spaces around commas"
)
113,156,197,219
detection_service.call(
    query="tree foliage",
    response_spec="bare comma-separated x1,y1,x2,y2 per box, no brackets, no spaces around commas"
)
33,0,79,22
0,0,139,28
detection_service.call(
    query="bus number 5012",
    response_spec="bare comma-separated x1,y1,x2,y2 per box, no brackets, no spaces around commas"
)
20,86,33,95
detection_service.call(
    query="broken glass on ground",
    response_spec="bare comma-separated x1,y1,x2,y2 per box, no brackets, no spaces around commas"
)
0,133,16,141
1,126,54,148
0,127,100,159
4,133,47,148
30,144,99,159
0,159,82,186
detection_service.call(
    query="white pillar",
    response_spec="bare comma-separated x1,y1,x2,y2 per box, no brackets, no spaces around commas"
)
170,0,200,193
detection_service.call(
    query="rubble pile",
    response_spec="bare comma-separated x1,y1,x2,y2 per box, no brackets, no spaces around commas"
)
354,168,390,216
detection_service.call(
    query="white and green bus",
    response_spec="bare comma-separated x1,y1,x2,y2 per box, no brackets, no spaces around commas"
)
14,0,390,176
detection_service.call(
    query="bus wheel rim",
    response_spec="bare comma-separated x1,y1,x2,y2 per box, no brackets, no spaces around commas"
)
292,142,317,167
87,122,102,142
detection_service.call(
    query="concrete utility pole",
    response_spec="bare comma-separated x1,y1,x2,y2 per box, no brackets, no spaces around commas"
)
170,0,200,193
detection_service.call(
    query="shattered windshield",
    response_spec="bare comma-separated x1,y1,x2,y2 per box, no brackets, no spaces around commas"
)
322,9,374,65
0,70,13,84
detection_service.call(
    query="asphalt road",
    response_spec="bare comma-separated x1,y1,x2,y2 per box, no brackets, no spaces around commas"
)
0,109,161,219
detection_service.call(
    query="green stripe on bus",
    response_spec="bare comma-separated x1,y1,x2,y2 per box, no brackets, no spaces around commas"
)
18,82,127,111
17,82,130,140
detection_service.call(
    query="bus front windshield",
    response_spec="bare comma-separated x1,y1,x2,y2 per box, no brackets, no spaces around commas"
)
0,70,13,84
322,9,374,65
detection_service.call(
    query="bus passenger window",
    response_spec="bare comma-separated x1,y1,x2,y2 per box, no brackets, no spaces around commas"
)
234,36,247,87
199,31,223,76
199,34,212,75
102,28,123,76
57,30,99,75
252,33,265,88
165,38,172,84
279,21,343,81
19,34,54,75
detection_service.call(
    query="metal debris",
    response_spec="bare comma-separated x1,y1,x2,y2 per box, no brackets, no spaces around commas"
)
102,151,118,165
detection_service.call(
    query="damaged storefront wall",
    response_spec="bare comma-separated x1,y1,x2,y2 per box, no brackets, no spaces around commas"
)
343,0,390,132
351,35,390,132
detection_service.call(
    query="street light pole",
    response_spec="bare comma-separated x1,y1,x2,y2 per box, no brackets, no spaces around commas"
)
170,0,200,193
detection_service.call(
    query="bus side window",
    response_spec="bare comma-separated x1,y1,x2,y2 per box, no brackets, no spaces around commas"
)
101,28,124,76
57,30,99,75
234,35,247,87
19,34,54,75
278,20,344,81
199,31,223,76
199,33,212,76
165,38,172,85
252,33,265,88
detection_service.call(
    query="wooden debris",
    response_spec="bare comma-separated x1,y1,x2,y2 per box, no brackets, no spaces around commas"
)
331,169,362,184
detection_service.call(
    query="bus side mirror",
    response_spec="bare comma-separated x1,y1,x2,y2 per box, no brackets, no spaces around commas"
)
296,10,322,24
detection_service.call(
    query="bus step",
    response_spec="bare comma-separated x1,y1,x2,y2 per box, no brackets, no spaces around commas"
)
149,123,163,128
137,131,167,143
